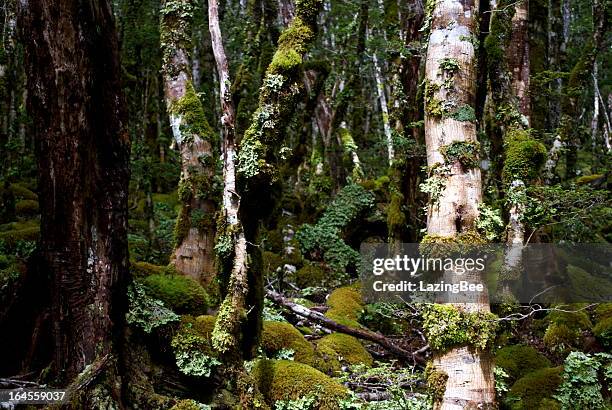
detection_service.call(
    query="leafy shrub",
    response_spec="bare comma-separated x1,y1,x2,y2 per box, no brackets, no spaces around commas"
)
554,351,612,410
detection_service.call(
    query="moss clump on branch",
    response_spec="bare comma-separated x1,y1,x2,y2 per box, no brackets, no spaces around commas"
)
422,304,498,351
141,272,208,315
252,360,349,408
261,321,316,365
502,129,547,182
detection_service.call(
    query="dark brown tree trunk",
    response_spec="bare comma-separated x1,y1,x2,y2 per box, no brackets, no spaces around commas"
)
18,0,130,396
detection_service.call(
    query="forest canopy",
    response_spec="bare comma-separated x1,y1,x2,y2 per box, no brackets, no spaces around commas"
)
0,0,611,409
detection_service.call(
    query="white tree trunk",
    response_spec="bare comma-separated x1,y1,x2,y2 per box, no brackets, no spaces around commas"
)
424,1,495,408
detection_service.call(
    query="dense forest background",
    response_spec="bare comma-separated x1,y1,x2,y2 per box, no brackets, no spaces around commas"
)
0,0,611,408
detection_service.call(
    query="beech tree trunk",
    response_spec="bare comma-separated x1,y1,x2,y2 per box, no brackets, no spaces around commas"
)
423,1,495,408
18,0,130,394
160,0,217,285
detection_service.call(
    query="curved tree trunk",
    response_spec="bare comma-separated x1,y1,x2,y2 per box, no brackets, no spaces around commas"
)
160,0,218,285
18,0,130,401
423,1,495,408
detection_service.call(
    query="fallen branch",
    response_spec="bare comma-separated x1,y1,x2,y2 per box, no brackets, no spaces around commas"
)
266,290,427,365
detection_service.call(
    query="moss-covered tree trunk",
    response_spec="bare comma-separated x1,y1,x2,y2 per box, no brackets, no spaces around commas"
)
422,1,495,408
18,0,130,400
160,0,218,285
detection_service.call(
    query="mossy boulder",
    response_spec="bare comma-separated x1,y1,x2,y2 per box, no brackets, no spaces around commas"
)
15,200,39,217
294,262,325,288
252,360,348,409
261,321,316,365
9,183,37,200
314,333,372,374
506,367,563,410
325,286,363,329
543,309,592,352
130,261,165,277
495,345,551,383
593,316,612,349
0,225,39,246
502,130,547,182
141,273,208,315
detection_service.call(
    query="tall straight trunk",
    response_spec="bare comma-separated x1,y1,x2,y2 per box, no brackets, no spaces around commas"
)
160,0,217,285
18,0,130,395
423,1,495,408
509,0,530,121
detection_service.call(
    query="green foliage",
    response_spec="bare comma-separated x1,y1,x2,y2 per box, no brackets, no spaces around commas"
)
440,141,480,169
141,272,208,314
261,321,316,366
296,184,374,273
543,309,592,353
15,199,39,217
495,345,551,383
450,105,476,122
475,204,504,241
170,399,211,410
421,304,498,351
438,58,460,73
252,360,349,408
593,316,612,349
502,130,547,182
171,317,221,377
294,263,326,288
125,282,179,333
506,367,563,410
275,395,317,410
554,352,612,410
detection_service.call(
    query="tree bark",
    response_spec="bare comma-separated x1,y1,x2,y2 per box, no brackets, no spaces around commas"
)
423,1,495,408
18,0,130,396
160,0,218,285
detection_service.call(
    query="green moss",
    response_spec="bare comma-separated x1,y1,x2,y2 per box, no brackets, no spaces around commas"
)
261,321,316,365
593,317,612,349
495,345,551,383
171,316,220,377
387,191,406,231
595,303,612,321
169,399,206,410
575,174,604,185
294,263,325,288
425,363,448,404
315,333,372,374
252,360,348,408
543,323,580,353
419,231,487,258
0,226,40,246
141,273,208,315
14,200,39,217
424,80,444,118
325,286,363,329
170,82,215,142
502,129,547,182
422,305,498,351
440,141,480,169
506,367,563,410
450,105,477,122
9,183,37,200
130,261,165,277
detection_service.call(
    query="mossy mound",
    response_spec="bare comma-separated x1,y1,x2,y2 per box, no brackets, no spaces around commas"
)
130,261,165,277
314,333,372,374
593,316,612,349
252,359,348,409
8,183,38,200
141,273,208,315
495,345,551,383
594,303,612,321
169,399,206,410
15,200,39,217
261,321,316,365
506,367,563,410
325,286,363,328
262,251,283,276
543,308,592,352
0,225,39,246
502,130,547,182
294,262,325,288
